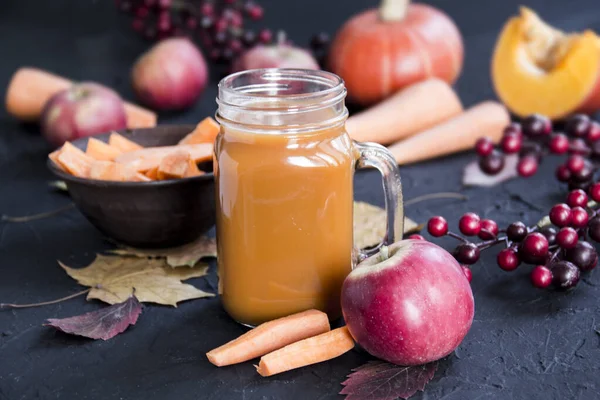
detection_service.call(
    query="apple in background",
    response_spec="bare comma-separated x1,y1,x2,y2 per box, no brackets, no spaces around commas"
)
341,239,474,366
40,82,127,147
231,42,320,72
132,37,208,111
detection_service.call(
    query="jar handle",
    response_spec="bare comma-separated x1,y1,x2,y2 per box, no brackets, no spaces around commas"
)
354,141,404,262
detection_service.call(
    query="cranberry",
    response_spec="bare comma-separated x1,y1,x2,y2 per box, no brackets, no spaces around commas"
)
565,241,598,271
259,28,272,43
556,227,578,249
501,133,522,154
555,165,572,182
478,219,498,240
587,121,600,142
539,226,557,246
567,189,588,208
589,183,600,202
551,261,580,290
569,138,588,155
570,206,589,228
475,137,494,157
522,114,552,137
588,216,600,242
549,203,572,227
459,212,481,236
478,151,505,175
427,216,448,237
530,266,553,288
565,114,591,138
517,156,538,177
566,155,585,173
519,233,549,264
453,243,480,265
549,133,569,154
506,221,527,242
497,248,520,271
503,122,522,137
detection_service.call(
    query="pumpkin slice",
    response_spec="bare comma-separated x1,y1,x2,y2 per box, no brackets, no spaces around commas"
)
108,132,144,152
56,142,95,177
157,151,191,180
115,143,213,172
492,7,600,119
86,138,123,161
178,117,220,145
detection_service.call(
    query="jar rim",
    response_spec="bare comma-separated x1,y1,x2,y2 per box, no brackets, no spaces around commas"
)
217,68,345,108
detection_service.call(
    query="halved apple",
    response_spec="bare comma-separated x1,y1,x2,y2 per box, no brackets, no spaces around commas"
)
492,7,600,120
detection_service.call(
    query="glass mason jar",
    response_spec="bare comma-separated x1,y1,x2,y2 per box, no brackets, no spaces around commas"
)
214,68,403,327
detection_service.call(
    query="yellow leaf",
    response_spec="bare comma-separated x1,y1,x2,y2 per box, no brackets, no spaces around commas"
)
354,201,421,250
110,236,216,267
60,255,213,307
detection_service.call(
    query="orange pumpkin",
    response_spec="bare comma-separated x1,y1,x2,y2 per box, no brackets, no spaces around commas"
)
328,0,464,106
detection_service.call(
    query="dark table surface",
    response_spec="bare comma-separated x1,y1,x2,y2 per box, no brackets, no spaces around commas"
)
2,0,600,399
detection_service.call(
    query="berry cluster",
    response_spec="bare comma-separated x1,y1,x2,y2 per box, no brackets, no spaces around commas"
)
423,113,600,291
476,113,600,191
115,0,330,66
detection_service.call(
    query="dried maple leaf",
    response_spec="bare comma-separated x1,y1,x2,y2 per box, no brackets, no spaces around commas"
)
354,201,421,250
110,236,216,267
44,296,142,340
340,361,438,400
60,255,213,306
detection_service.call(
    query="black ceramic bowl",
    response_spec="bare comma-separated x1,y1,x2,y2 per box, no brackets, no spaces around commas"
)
47,125,215,248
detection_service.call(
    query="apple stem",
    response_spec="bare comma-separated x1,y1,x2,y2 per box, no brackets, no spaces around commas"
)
378,245,390,262
379,0,409,21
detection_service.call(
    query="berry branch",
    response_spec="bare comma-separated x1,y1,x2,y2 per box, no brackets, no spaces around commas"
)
425,113,600,291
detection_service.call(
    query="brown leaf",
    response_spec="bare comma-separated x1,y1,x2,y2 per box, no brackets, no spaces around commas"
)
354,201,421,250
44,296,142,340
110,236,216,267
340,361,438,400
462,154,518,187
60,255,213,306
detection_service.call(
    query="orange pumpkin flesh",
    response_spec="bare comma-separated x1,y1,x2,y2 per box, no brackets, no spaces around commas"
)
328,0,463,106
492,7,600,120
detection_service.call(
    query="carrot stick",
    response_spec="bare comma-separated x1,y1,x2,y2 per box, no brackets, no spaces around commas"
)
5,67,157,128
206,309,330,367
387,101,510,165
345,78,463,145
256,326,354,377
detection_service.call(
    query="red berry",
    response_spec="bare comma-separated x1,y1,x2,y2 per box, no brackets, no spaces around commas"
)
201,3,214,15
506,221,527,242
519,233,549,264
569,138,588,155
497,248,520,271
459,212,481,236
556,227,578,249
565,114,591,138
158,0,171,8
517,156,538,177
215,18,228,32
523,114,552,137
570,206,589,228
549,133,569,154
259,29,272,43
555,164,571,182
408,234,425,240
453,243,480,265
185,17,198,29
461,265,472,283
566,155,585,173
531,266,553,288
427,216,448,237
135,6,149,18
589,182,600,202
228,39,243,53
549,203,572,227
475,137,494,157
245,2,264,19
501,133,522,153
478,151,505,175
587,121,600,142
503,122,522,137
478,219,498,240
567,189,588,208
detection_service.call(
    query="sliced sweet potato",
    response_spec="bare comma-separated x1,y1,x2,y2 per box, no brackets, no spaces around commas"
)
157,151,191,180
108,132,144,152
178,117,220,145
115,143,213,172
89,160,151,182
145,166,159,180
185,158,203,177
56,142,95,177
86,138,122,161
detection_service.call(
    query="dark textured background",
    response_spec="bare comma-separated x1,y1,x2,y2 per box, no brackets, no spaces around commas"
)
2,1,600,399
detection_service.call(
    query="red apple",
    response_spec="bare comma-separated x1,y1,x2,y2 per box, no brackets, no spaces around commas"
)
40,82,127,147
132,37,208,111
231,43,320,72
341,239,474,366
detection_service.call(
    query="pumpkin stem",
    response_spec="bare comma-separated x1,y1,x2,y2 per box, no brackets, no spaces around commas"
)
379,0,410,21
